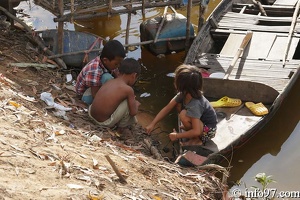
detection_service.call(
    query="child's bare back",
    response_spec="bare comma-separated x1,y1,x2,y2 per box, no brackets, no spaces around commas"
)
90,78,135,122
89,58,141,128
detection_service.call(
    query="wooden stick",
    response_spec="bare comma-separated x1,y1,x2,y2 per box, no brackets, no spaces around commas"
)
125,2,132,49
185,0,192,53
47,35,196,59
8,63,57,69
154,6,169,43
283,0,300,67
105,155,127,184
142,0,145,16
252,0,267,16
198,3,207,32
144,138,163,160
223,31,253,79
57,0,64,54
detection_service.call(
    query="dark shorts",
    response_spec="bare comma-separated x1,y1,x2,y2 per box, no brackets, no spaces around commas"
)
201,125,217,144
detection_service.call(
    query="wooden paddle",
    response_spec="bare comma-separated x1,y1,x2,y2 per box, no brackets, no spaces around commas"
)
223,31,253,79
283,0,300,67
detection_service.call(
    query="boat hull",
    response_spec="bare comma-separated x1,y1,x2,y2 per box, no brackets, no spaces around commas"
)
41,29,101,68
179,0,300,166
140,13,194,55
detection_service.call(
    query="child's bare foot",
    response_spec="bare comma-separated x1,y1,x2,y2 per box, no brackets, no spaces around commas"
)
180,138,203,146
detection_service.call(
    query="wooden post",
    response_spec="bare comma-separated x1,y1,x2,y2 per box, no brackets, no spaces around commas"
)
57,0,64,55
185,0,192,53
154,6,168,43
8,0,14,26
142,0,145,16
198,4,204,32
125,3,132,51
108,0,113,17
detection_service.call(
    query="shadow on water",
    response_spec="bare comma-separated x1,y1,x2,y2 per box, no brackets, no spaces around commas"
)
74,13,122,40
223,75,300,189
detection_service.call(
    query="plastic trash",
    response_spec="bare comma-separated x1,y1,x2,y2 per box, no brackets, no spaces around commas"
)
40,92,72,111
166,73,175,78
140,92,151,98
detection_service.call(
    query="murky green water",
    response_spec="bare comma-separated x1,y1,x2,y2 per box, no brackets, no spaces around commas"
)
17,0,300,191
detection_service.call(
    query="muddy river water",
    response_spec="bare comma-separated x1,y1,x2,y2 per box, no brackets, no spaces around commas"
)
17,0,300,193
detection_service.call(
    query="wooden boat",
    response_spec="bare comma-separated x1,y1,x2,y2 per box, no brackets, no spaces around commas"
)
176,0,300,166
40,29,102,68
140,6,195,55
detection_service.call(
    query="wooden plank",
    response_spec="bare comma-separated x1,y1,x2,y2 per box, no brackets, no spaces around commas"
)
217,12,300,33
223,31,252,79
233,3,295,10
242,32,276,59
258,16,293,22
267,36,300,60
274,0,298,6
211,28,300,38
220,33,247,57
195,55,300,69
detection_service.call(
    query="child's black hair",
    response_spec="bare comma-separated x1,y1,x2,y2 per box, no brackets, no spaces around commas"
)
174,64,203,99
119,58,141,75
100,40,126,60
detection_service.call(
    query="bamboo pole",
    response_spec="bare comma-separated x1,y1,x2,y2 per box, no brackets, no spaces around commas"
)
283,0,300,67
0,5,67,69
108,0,113,17
57,0,64,54
125,4,132,50
142,0,145,16
8,0,14,26
185,0,192,53
154,6,169,43
198,2,206,32
47,35,196,59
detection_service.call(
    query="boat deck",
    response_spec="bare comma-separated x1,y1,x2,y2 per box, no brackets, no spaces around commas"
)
195,5,300,94
194,55,299,93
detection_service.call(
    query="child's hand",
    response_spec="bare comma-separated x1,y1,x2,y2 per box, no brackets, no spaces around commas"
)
112,69,120,78
169,129,178,141
145,124,154,135
135,100,141,107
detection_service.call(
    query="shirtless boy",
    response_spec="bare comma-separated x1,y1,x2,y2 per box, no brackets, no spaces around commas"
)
88,58,141,133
